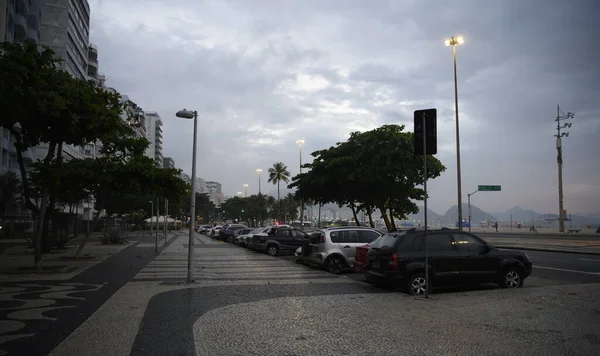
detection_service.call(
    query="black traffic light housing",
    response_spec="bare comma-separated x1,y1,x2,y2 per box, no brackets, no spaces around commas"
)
414,108,437,155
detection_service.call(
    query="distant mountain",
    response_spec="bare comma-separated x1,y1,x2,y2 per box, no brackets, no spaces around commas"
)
407,209,443,222
492,206,539,222
442,204,497,223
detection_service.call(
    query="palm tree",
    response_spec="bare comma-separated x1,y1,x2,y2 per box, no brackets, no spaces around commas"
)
268,162,290,221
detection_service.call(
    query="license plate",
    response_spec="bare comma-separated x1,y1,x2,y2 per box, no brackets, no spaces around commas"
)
372,261,380,269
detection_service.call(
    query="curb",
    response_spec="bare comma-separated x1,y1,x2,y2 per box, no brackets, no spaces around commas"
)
477,232,600,238
496,245,600,256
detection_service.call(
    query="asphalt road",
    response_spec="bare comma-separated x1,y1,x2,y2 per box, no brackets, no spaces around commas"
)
276,248,600,288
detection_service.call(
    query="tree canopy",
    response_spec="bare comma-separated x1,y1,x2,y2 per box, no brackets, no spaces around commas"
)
289,124,446,230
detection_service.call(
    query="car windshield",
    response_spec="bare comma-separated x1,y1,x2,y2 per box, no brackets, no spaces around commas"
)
370,232,405,250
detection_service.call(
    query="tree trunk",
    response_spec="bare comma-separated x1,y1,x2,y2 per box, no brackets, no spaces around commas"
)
388,207,397,229
34,188,50,268
9,128,44,214
277,181,281,222
379,205,392,231
75,207,103,259
318,204,321,227
350,203,360,226
368,209,374,228
42,208,51,253
68,202,74,236
31,141,58,268
43,143,63,253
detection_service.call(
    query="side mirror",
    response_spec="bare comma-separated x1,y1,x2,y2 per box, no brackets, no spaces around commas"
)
483,244,492,253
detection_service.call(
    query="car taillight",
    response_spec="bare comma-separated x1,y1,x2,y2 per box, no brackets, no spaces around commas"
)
388,253,398,270
319,233,325,243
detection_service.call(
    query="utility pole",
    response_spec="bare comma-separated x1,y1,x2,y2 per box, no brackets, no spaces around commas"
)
555,105,574,233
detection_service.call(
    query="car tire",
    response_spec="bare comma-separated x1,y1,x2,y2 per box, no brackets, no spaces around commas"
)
325,256,345,274
407,272,429,296
266,244,279,256
499,267,524,288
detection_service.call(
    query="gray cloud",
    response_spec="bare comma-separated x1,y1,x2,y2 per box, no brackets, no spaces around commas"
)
89,0,600,214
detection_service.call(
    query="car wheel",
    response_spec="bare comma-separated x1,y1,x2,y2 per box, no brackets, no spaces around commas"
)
267,244,279,256
325,256,344,274
407,272,429,296
500,267,524,288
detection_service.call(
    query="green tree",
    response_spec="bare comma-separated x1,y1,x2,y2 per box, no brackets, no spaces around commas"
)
282,193,301,222
267,162,290,221
0,172,21,215
220,196,248,223
290,124,446,230
0,41,129,267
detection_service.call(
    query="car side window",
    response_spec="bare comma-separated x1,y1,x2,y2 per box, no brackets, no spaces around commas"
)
359,230,380,243
452,232,485,252
411,234,424,251
292,230,307,238
428,233,454,251
330,231,341,243
340,230,360,243
275,229,291,237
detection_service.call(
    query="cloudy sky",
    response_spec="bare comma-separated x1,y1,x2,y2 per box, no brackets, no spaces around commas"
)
89,0,599,215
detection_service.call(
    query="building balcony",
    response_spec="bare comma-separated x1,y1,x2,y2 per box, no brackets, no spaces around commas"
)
88,44,98,61
27,28,39,42
87,59,98,75
14,13,27,38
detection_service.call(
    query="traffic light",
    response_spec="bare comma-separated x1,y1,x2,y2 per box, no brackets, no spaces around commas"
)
414,108,437,155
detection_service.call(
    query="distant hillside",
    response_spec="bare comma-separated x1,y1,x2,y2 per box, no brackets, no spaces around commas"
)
492,206,538,222
407,209,443,222
442,204,497,223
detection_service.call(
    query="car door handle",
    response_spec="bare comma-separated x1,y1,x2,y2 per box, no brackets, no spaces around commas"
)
343,245,351,248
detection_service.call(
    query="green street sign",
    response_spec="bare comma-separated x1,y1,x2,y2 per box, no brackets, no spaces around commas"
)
478,185,501,191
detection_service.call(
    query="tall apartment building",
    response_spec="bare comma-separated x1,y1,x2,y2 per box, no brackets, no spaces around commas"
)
163,157,175,169
205,181,222,207
1,0,42,43
0,0,42,214
144,112,163,167
179,173,209,195
87,43,105,87
33,0,91,162
40,0,90,80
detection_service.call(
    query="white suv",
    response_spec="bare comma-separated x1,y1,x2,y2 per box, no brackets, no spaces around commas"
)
301,226,382,274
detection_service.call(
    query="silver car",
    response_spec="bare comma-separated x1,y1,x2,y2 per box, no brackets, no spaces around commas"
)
302,226,382,274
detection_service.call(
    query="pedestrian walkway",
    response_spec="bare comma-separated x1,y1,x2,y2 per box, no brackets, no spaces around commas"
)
134,232,331,282
0,230,184,356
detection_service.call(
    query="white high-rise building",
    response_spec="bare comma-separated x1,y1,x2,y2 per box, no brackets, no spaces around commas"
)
144,112,163,167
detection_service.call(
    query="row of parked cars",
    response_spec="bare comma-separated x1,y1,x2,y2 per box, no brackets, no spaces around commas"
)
198,223,534,295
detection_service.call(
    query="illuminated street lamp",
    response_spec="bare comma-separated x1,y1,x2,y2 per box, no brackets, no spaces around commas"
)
256,169,263,195
296,140,305,228
445,35,465,230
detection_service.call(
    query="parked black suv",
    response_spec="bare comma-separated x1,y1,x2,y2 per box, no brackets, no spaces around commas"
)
365,228,532,295
251,226,309,256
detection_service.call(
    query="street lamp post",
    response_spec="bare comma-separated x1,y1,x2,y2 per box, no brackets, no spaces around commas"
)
243,184,248,197
256,169,263,226
149,200,154,236
256,169,262,194
445,35,465,230
296,140,304,229
176,108,199,283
